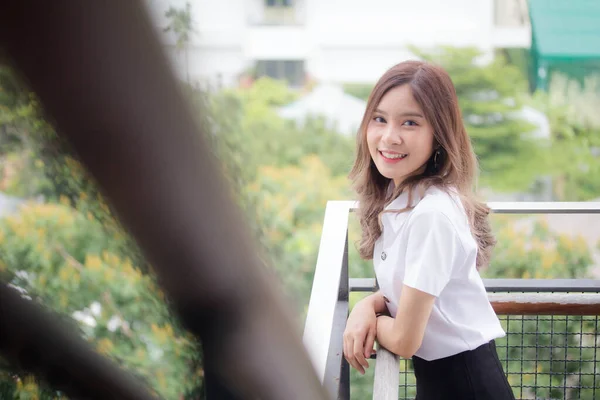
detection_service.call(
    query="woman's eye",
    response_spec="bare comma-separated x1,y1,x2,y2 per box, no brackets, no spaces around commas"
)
373,116,386,123
403,120,418,126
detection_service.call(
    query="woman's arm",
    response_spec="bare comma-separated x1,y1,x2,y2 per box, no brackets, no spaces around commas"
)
343,290,388,374
376,285,436,358
376,210,463,358
364,290,388,314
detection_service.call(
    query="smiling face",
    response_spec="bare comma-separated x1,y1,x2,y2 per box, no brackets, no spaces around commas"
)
366,84,435,186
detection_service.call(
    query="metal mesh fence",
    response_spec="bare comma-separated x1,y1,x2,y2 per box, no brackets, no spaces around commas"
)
497,314,599,400
397,315,600,400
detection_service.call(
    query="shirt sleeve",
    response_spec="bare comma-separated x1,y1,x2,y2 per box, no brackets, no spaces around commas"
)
402,210,465,297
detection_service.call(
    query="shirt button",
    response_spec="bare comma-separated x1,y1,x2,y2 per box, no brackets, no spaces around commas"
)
381,251,387,261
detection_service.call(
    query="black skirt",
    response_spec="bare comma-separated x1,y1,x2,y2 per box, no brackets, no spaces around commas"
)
412,340,515,400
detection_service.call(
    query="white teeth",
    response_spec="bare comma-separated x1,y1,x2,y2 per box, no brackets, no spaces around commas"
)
381,152,407,159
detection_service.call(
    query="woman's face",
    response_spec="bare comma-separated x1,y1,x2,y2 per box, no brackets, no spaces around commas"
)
366,84,435,186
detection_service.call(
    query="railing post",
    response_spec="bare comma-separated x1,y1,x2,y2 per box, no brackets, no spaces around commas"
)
303,201,354,399
308,201,600,398
372,344,400,400
322,230,350,399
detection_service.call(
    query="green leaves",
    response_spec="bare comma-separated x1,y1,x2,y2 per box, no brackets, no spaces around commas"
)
411,46,542,191
163,2,194,50
0,203,201,399
484,216,593,280
528,74,600,200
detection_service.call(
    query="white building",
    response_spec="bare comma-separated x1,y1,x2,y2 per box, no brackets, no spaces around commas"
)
144,0,530,87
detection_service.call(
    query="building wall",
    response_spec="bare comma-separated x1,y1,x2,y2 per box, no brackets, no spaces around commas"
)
144,0,530,86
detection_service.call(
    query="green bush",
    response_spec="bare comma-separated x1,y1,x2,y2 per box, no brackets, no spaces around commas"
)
0,203,201,399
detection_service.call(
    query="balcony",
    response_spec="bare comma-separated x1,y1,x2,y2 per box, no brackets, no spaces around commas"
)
303,201,600,399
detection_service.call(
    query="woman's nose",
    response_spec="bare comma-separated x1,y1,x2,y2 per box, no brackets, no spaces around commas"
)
381,125,402,145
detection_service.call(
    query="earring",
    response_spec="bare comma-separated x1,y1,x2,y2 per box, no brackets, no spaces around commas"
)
433,149,441,170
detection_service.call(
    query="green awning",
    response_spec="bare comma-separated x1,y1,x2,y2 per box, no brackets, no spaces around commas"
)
528,0,600,90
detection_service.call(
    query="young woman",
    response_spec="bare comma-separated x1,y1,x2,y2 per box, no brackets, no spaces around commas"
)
343,61,515,399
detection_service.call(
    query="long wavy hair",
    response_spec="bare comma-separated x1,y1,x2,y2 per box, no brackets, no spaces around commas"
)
349,60,495,269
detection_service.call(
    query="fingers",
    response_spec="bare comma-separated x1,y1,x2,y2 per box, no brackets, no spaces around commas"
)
353,335,369,373
364,327,376,359
343,332,350,367
343,332,365,375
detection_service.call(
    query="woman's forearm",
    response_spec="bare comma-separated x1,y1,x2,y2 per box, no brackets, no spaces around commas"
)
375,315,396,349
376,315,415,359
364,291,387,314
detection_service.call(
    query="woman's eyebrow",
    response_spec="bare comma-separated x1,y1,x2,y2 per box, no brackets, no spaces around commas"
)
399,112,425,118
375,108,424,118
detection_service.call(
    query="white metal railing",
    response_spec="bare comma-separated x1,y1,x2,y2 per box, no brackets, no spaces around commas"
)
303,201,600,400
302,201,354,398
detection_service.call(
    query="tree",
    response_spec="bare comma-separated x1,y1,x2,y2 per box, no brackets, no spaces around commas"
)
343,47,543,193
209,77,355,180
245,155,352,313
411,47,543,191
0,63,202,399
164,2,195,83
0,203,202,399
0,65,54,198
527,74,600,201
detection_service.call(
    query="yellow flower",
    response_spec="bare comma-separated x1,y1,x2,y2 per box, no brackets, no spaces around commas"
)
23,375,39,395
59,292,68,307
152,324,169,344
560,235,574,250
104,268,116,281
58,213,68,226
72,272,81,287
85,254,103,271
156,369,167,389
96,338,114,355
541,252,556,270
135,348,146,359
59,268,71,281
99,200,110,214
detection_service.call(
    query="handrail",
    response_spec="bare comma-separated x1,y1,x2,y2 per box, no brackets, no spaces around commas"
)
303,200,600,400
351,278,600,293
372,344,399,400
487,202,600,214
371,291,600,400
489,292,600,315
302,201,354,398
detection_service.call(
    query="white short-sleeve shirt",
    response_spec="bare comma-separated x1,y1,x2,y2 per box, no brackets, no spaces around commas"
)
373,186,505,361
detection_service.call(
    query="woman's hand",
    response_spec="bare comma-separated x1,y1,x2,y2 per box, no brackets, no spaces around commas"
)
343,297,378,375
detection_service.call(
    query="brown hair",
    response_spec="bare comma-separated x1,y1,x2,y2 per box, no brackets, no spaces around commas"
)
349,60,495,269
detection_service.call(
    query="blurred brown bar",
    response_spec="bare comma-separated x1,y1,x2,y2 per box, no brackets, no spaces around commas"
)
0,1,327,399
0,284,159,399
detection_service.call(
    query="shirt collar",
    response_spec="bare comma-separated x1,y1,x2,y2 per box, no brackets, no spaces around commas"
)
381,186,423,235
384,184,423,211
